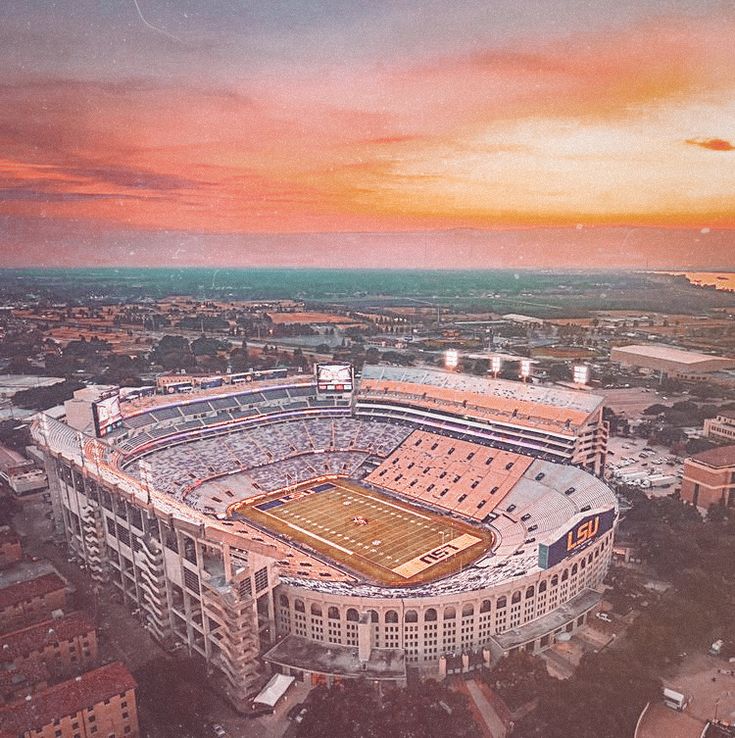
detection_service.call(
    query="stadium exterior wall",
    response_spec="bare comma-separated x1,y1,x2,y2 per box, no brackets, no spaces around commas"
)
274,531,611,669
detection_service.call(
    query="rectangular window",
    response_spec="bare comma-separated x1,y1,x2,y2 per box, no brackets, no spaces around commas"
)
254,567,268,593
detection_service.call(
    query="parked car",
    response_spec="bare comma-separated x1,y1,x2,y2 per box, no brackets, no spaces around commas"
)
211,725,227,738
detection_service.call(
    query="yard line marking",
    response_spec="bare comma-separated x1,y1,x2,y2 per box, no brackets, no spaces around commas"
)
275,519,354,555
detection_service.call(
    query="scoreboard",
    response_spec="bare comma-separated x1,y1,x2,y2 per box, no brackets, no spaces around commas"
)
92,393,123,438
315,363,354,394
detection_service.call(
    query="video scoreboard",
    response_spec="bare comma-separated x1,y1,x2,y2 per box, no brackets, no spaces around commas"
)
315,363,354,394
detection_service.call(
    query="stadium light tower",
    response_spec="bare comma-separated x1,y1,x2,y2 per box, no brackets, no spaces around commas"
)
444,349,459,370
573,364,590,386
520,359,532,383
491,356,502,378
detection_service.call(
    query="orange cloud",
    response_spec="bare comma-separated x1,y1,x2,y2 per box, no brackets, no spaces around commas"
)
2,15,735,235
685,138,734,151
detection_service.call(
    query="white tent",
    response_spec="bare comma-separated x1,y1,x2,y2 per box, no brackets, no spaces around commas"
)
252,673,295,708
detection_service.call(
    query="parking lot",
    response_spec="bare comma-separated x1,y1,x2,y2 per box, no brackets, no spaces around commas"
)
637,653,735,738
605,435,684,497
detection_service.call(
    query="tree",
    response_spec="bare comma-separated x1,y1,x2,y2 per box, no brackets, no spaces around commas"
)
191,336,226,357
151,335,195,371
13,379,84,410
297,678,481,738
484,651,554,711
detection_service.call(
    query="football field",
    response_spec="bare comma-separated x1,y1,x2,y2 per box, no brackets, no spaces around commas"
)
233,479,493,585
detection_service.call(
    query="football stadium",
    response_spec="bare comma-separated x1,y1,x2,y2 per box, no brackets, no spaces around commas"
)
33,363,616,708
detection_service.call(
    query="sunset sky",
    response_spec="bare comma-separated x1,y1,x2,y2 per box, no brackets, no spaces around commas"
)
1,0,734,268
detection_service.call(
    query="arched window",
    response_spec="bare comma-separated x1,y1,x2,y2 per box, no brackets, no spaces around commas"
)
511,591,521,605
551,575,559,587
562,569,569,582
310,603,322,617
497,596,507,609
279,594,289,608
346,608,359,622
461,604,474,618
444,606,456,620
571,563,578,576
405,609,418,623
294,599,305,613
385,610,399,624
525,586,535,599
328,606,340,620
425,608,437,622
538,581,547,594
369,609,379,623
480,600,492,613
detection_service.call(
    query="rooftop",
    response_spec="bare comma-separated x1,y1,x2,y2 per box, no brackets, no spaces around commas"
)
1,612,95,662
0,559,58,590
0,444,29,471
0,572,66,611
0,662,136,733
689,444,735,469
264,634,406,680
613,344,734,365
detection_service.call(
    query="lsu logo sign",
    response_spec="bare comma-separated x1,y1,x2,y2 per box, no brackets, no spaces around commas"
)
566,516,600,552
420,543,460,565
538,508,616,569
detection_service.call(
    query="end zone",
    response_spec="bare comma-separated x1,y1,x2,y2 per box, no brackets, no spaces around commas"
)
392,533,482,579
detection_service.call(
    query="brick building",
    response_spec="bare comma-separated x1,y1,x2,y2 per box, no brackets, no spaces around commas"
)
1,612,97,688
681,445,735,509
0,661,139,738
0,527,22,569
0,572,67,632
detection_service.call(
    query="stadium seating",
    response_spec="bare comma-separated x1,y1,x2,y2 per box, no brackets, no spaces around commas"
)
124,418,411,500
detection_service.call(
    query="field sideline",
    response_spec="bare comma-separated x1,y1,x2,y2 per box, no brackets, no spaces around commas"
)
233,478,493,586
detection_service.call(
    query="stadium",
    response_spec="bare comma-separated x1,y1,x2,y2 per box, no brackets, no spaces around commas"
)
33,364,616,708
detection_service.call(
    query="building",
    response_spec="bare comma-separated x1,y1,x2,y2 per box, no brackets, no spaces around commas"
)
0,661,139,738
704,411,735,444
681,445,735,509
31,366,616,708
610,344,735,377
0,526,22,569
0,570,68,632
1,611,97,687
0,443,47,497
